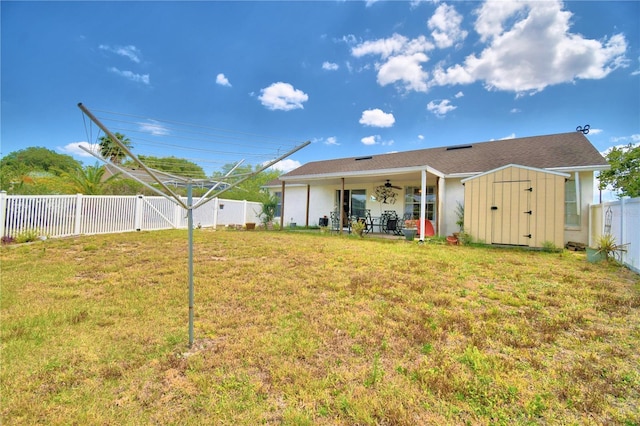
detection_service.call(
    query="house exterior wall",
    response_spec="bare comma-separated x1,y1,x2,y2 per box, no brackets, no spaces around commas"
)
463,166,566,248
440,178,464,237
564,171,596,245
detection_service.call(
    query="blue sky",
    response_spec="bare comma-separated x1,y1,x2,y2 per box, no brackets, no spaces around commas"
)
1,0,639,175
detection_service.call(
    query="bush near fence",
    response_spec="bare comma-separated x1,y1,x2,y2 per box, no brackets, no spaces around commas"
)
590,197,640,273
0,192,262,239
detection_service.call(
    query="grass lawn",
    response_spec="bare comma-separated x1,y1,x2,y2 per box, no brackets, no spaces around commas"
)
1,229,639,425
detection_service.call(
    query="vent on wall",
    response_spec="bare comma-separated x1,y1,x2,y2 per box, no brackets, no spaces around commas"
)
446,144,473,151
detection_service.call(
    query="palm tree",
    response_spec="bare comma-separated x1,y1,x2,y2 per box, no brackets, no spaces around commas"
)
98,132,133,164
62,163,120,195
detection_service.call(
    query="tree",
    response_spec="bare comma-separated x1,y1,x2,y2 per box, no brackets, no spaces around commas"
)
127,155,207,179
0,147,81,192
211,163,281,202
60,162,120,195
98,132,133,164
598,143,640,198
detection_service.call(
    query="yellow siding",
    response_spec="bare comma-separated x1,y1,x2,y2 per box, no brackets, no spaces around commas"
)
464,165,565,248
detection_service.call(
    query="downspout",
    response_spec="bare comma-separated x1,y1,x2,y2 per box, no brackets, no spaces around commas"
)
280,181,285,229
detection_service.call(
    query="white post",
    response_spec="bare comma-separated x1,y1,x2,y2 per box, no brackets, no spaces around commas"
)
620,198,626,246
0,191,6,238
173,199,183,228
243,199,248,225
213,197,219,229
134,195,143,231
73,194,83,236
420,170,427,241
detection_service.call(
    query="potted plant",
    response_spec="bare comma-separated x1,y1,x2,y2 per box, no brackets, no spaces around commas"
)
402,219,417,241
587,233,626,263
454,201,464,238
258,194,278,230
351,219,365,237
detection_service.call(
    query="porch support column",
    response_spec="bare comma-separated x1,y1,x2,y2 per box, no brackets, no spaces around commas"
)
437,176,445,236
280,181,285,229
419,169,427,241
339,178,345,234
305,185,310,227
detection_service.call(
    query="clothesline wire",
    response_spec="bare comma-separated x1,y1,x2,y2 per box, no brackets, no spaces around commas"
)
92,108,300,147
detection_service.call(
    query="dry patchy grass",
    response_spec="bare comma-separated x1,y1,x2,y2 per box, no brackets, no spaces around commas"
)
1,229,639,425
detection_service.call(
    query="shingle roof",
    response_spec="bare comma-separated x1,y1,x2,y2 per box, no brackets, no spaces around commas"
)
282,132,607,181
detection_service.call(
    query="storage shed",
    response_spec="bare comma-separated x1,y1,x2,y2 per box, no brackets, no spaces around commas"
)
461,165,570,248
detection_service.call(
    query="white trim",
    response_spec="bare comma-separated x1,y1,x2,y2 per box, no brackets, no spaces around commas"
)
547,165,610,173
281,165,446,183
461,164,570,183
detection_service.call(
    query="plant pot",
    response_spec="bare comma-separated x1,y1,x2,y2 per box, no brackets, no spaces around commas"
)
245,222,256,230
586,247,606,263
446,235,458,245
402,228,417,241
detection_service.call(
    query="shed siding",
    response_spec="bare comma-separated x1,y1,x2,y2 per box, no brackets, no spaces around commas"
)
464,165,565,248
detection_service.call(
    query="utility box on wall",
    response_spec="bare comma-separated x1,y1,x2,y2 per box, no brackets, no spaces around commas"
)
462,164,570,248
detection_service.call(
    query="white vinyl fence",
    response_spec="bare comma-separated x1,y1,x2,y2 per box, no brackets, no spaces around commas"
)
590,197,640,273
0,192,262,239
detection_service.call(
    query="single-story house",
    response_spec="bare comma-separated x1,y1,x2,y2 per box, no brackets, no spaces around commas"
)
265,132,609,247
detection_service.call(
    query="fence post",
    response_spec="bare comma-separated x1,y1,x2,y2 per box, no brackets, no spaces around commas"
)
620,198,626,245
134,195,143,231
0,191,6,238
73,194,83,236
213,197,219,229
174,201,183,228
243,200,248,225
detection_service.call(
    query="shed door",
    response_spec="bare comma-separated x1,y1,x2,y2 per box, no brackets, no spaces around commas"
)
492,181,532,246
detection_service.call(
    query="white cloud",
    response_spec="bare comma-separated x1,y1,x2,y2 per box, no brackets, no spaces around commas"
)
360,135,394,146
500,133,516,140
431,0,629,94
454,91,464,98
108,67,150,85
216,73,232,87
59,141,99,158
322,62,339,71
269,158,301,173
352,33,434,93
139,120,169,136
361,135,379,145
428,3,468,49
99,44,142,63
510,108,521,113
377,53,430,92
258,82,309,111
359,108,395,127
324,136,339,146
610,134,640,145
418,134,424,140
427,99,456,117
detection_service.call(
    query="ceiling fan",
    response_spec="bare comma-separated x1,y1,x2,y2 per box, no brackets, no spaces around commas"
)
383,179,401,190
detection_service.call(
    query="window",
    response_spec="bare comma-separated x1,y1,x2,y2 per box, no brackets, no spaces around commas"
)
274,191,282,217
404,186,435,220
565,180,580,227
335,189,367,217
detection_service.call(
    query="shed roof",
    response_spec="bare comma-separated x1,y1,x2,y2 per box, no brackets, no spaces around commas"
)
281,132,607,182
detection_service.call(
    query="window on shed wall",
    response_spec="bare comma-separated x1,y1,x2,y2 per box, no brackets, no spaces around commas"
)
564,180,580,226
